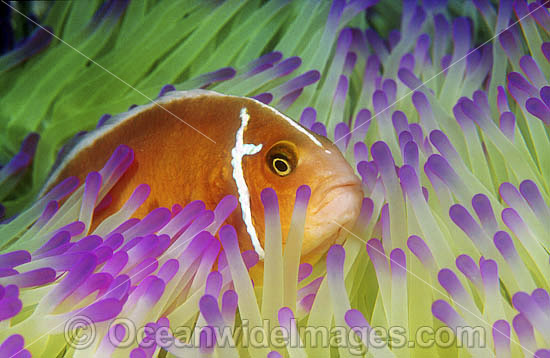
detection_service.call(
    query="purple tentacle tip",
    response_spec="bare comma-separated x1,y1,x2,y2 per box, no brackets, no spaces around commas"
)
535,350,550,358
311,122,327,137
300,107,316,129
327,244,345,274
157,84,176,98
0,335,29,358
252,92,273,105
526,97,550,125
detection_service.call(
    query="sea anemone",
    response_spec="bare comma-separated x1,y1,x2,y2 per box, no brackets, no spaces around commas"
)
3,0,550,357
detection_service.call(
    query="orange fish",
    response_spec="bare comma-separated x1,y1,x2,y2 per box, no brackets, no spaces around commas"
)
43,90,363,266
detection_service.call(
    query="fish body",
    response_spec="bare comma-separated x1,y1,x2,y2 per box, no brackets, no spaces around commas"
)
44,90,363,265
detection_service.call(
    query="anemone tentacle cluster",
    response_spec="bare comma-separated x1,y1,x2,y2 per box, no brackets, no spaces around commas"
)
3,0,550,357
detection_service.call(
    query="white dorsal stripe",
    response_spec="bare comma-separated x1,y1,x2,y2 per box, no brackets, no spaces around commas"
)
253,100,323,148
231,107,265,259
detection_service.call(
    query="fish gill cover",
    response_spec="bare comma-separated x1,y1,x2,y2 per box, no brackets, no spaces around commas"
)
1,0,550,357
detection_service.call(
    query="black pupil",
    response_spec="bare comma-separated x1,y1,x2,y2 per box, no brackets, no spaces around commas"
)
274,158,288,172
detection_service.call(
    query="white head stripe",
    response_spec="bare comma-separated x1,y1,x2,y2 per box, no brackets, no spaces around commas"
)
231,107,265,258
281,113,323,147
256,100,323,148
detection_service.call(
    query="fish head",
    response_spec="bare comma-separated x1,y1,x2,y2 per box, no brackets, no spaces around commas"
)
240,101,363,265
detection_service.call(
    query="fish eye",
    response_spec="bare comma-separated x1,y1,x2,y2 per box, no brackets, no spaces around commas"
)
272,155,291,176
266,142,297,177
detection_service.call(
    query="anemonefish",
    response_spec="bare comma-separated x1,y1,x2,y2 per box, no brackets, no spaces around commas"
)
42,90,363,267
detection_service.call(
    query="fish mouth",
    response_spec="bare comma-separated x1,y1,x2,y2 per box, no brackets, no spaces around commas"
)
301,179,363,263
311,180,363,216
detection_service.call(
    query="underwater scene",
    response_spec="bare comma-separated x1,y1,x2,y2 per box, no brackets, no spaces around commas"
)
1,0,550,357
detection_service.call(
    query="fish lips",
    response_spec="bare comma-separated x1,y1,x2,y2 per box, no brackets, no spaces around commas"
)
301,179,363,263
